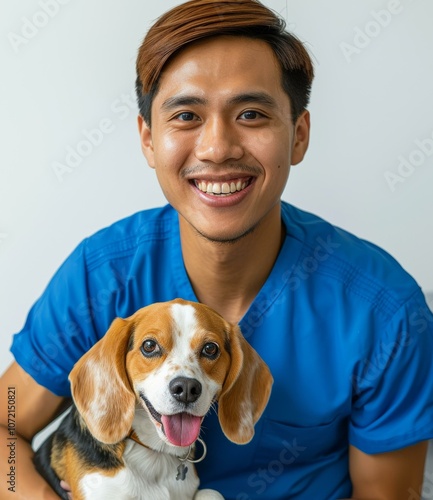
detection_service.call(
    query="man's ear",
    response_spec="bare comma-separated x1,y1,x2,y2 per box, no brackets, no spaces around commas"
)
290,110,310,166
137,114,155,168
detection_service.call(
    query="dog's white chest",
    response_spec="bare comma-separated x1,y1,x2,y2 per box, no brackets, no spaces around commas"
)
78,440,199,500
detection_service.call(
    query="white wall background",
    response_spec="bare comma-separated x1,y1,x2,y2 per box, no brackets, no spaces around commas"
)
1,0,433,376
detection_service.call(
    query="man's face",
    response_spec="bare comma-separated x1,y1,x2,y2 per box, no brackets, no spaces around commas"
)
138,36,309,243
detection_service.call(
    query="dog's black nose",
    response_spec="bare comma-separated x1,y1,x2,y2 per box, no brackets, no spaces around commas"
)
169,377,202,404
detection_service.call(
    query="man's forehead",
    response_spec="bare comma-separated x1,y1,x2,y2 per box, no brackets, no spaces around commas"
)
156,35,280,84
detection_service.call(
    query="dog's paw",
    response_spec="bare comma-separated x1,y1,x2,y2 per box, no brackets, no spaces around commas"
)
194,489,225,500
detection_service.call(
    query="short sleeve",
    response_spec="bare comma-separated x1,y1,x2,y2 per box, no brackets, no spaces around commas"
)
10,240,100,396
349,289,433,453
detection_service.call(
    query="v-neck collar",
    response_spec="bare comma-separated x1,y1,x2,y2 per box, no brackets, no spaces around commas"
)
169,204,304,334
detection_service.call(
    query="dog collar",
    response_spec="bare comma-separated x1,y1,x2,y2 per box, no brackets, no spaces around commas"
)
127,430,152,449
127,430,207,481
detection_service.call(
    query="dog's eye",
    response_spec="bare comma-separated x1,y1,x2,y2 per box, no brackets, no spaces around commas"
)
141,339,161,357
201,342,219,359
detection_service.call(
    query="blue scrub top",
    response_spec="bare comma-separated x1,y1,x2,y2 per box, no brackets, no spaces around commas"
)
11,202,433,499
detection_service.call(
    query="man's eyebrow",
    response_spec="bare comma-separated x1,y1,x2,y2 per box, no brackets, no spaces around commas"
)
160,95,208,111
227,92,277,108
160,92,277,111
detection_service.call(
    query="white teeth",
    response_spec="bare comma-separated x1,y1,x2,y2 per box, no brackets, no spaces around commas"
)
195,179,250,195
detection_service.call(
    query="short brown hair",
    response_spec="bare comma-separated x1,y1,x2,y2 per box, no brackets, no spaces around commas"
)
136,0,314,125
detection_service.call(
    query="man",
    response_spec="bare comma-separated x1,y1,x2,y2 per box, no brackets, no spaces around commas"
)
1,0,432,498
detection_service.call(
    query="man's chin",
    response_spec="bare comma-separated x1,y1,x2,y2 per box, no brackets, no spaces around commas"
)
186,219,259,245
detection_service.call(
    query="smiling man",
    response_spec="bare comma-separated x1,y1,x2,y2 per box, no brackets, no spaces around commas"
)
1,1,433,499
141,36,299,243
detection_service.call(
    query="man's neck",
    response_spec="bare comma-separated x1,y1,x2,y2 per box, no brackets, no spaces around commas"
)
179,205,285,324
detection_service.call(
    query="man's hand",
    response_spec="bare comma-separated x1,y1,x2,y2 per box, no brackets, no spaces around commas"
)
60,480,72,499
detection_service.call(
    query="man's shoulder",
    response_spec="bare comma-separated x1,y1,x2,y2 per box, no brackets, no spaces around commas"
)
82,204,177,266
281,202,420,318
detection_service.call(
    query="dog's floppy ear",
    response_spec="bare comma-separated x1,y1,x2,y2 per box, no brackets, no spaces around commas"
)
218,325,273,444
69,317,135,444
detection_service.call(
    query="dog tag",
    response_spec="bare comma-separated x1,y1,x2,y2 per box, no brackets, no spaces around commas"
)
176,463,188,481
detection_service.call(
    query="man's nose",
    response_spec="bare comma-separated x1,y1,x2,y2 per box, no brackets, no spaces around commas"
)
194,117,244,164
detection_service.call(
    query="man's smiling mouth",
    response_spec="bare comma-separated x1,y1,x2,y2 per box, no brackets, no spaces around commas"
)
194,177,253,196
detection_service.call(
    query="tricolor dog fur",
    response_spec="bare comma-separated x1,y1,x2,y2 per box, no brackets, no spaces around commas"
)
33,299,273,499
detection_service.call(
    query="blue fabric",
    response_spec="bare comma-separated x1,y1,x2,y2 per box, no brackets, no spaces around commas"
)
10,202,433,499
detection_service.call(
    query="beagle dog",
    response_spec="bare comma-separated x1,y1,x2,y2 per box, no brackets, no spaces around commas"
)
33,299,273,500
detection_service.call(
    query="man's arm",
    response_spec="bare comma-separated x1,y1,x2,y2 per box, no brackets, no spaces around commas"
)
0,362,68,499
349,442,428,500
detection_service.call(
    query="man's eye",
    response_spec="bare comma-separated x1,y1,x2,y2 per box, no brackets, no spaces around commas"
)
176,112,196,121
240,110,262,120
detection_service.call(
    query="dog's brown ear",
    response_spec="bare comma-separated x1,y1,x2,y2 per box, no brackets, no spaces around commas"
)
218,325,273,444
69,317,136,444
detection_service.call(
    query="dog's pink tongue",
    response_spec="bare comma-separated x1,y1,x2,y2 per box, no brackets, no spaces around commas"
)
161,413,202,447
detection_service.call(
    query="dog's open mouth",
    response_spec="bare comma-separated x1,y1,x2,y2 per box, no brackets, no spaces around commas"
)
141,394,202,447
